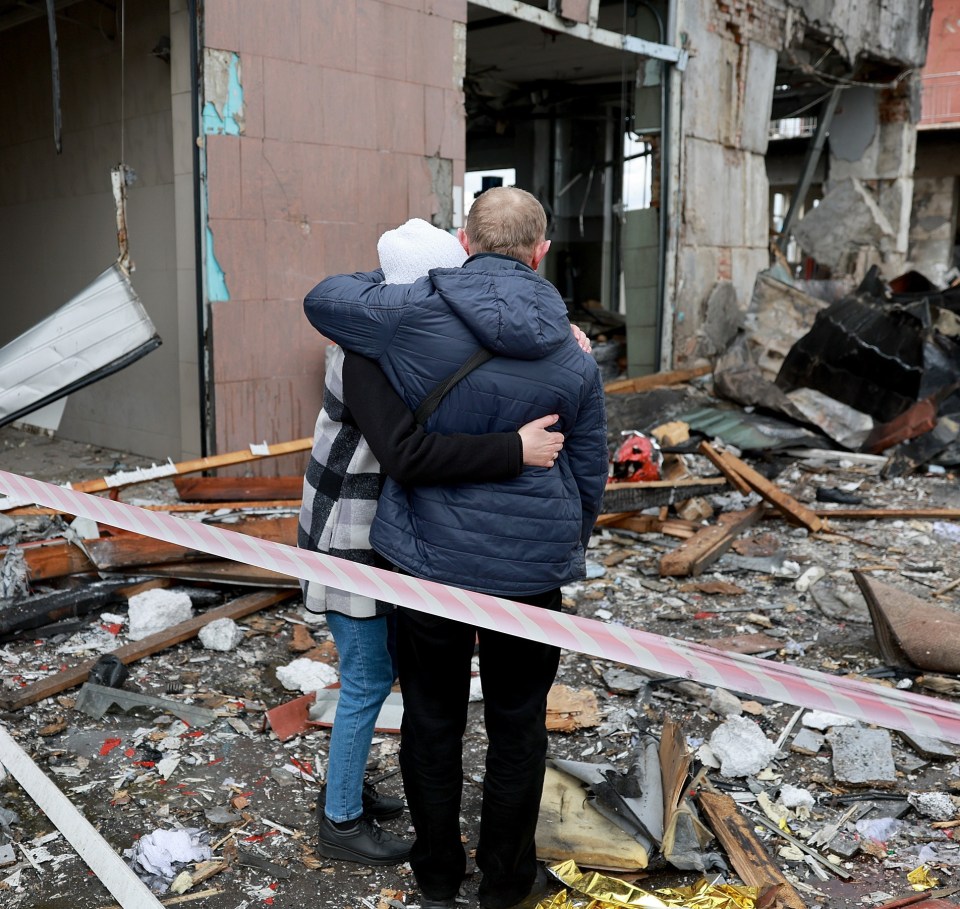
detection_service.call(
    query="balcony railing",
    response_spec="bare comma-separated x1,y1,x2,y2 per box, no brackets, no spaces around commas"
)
768,116,818,141
920,71,960,128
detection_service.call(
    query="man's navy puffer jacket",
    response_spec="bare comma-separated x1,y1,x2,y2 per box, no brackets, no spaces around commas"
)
303,253,609,597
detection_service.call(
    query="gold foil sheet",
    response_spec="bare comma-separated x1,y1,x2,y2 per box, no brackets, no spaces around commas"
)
543,861,760,909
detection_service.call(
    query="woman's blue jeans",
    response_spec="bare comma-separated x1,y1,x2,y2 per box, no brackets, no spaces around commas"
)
323,610,395,823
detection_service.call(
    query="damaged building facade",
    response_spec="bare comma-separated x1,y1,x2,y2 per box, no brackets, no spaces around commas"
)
0,0,946,467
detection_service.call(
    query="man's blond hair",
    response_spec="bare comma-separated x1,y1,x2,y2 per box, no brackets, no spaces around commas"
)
464,186,547,262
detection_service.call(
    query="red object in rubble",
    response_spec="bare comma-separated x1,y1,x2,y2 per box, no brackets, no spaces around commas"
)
610,431,662,482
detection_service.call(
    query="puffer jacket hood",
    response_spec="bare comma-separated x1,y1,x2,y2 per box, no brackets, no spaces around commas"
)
430,255,570,360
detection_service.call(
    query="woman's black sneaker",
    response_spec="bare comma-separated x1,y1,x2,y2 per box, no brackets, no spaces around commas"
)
317,814,411,865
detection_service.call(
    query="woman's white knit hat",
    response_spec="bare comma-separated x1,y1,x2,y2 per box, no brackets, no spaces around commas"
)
377,218,467,285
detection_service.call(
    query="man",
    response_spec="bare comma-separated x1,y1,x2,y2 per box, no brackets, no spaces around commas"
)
303,187,608,909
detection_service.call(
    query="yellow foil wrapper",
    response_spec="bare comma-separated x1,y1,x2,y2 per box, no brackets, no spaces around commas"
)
547,861,759,909
907,865,939,891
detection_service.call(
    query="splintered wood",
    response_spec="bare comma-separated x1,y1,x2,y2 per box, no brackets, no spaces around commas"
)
699,442,823,532
697,790,807,909
659,505,765,577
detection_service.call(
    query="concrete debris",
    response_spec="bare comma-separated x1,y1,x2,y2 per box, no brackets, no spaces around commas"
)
198,616,244,651
708,716,778,777
274,656,338,693
794,177,895,272
127,588,193,641
1,404,960,909
828,726,898,785
908,792,957,821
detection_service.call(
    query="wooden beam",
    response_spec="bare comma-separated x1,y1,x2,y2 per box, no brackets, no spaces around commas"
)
0,589,295,710
698,441,752,495
85,516,298,570
174,476,304,502
18,539,97,581
117,561,299,588
596,512,698,538
813,507,960,521
604,364,712,395
659,506,765,577
67,438,313,495
6,501,301,516
714,450,824,533
697,790,807,909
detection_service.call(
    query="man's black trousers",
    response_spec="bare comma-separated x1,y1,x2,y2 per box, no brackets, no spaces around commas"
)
397,588,561,907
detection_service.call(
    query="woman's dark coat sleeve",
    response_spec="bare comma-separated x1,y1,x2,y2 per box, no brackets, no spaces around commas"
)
342,351,523,485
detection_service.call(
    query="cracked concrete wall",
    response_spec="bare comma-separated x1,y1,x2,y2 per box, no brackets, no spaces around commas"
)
908,175,960,286
783,0,932,69
668,0,932,367
671,0,783,365
201,0,467,469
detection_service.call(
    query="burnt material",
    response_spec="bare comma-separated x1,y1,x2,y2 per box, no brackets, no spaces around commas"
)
775,293,925,423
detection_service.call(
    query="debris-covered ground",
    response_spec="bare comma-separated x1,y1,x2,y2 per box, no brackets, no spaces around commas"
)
2,395,960,909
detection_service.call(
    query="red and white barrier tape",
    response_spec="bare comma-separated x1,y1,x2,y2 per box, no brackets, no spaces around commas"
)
3,468,960,743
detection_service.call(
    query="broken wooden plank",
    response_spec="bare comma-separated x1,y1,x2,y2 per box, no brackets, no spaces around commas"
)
67,437,312,495
16,516,299,581
6,500,301,516
714,450,824,532
85,516,297,570
0,589,295,710
0,725,165,909
114,561,298,587
698,441,752,495
697,790,807,909
659,506,765,578
813,507,960,521
0,579,139,639
595,512,698,538
602,477,726,514
174,475,304,502
604,364,711,395
16,538,97,581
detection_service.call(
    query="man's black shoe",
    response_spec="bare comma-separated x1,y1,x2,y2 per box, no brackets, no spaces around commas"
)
482,864,553,909
419,899,457,909
362,780,404,820
317,782,405,821
317,814,411,865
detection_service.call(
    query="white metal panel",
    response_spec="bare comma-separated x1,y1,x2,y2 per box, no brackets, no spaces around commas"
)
0,263,161,426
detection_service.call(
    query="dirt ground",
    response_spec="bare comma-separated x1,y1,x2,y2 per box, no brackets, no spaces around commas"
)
2,418,960,909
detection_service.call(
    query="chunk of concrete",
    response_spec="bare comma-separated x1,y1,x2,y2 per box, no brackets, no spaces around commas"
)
708,715,778,777
827,727,897,785
790,728,825,755
127,588,193,641
198,617,244,652
793,177,895,272
275,657,338,694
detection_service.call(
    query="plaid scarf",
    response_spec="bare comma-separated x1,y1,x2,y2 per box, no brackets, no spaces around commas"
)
297,345,391,618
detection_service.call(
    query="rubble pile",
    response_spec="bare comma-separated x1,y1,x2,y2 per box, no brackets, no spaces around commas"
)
1,338,960,909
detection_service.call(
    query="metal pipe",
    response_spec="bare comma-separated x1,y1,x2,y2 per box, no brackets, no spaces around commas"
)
187,0,209,457
44,0,62,154
776,86,844,253
659,0,680,370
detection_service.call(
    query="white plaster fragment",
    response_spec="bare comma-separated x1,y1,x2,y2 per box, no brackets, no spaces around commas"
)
127,589,193,641
275,657,338,693
198,617,244,652
709,715,778,777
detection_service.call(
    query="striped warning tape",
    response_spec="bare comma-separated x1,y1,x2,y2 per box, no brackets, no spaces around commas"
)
3,468,960,744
